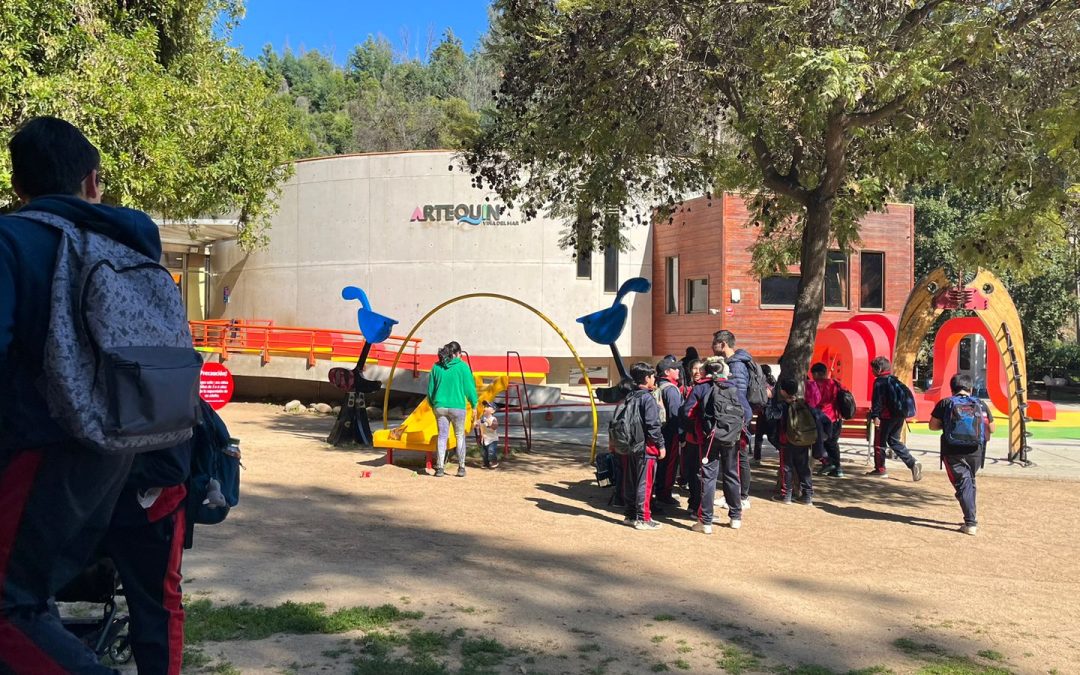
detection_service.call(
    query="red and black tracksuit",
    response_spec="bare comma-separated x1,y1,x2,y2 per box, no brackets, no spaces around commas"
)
766,399,813,501
620,390,665,523
870,372,917,472
105,444,192,675
653,378,683,502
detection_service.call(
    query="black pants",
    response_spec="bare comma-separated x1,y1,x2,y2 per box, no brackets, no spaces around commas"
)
780,446,813,500
654,428,680,500
621,453,656,522
814,415,842,467
738,434,751,499
943,451,981,526
0,447,129,675
105,509,186,675
717,441,742,520
683,442,702,512
874,417,916,470
752,412,771,459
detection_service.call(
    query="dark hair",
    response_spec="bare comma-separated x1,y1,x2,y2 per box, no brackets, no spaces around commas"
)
448,341,461,356
779,378,799,397
437,344,455,367
871,356,892,374
630,361,655,385
760,364,773,375
950,373,973,394
810,362,827,377
8,116,100,198
703,361,725,378
683,346,699,360
712,330,736,347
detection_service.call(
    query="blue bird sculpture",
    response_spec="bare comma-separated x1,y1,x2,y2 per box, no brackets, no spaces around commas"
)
576,277,651,345
342,286,398,344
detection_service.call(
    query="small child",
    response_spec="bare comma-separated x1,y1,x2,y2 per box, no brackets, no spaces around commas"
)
477,400,500,469
767,378,817,505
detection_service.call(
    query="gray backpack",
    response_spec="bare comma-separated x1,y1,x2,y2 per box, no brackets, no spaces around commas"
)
17,211,202,454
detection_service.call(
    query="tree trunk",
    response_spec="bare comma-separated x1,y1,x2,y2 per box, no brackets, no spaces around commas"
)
778,200,833,383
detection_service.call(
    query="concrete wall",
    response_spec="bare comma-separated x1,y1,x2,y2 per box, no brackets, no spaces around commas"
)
208,151,652,365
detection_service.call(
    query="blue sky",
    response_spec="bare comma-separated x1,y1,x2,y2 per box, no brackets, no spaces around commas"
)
229,0,493,62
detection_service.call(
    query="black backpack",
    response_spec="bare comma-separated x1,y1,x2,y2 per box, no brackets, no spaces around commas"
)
886,376,917,418
703,381,745,446
744,359,770,411
608,391,645,455
836,386,857,420
594,451,617,487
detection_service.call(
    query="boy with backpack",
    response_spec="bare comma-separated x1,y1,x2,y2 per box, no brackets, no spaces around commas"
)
929,374,994,536
806,362,844,477
610,362,666,530
652,356,684,507
692,361,752,533
868,356,923,481
679,359,714,516
712,330,768,508
767,379,818,505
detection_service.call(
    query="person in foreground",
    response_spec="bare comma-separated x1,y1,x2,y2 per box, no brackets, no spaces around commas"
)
929,374,994,536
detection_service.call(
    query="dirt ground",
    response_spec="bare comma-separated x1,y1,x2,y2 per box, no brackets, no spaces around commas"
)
178,403,1080,674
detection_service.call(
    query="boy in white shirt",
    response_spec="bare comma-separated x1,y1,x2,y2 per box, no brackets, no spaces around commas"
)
478,400,500,468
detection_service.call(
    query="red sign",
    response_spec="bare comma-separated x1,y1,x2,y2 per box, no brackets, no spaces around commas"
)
199,362,234,410
725,306,735,316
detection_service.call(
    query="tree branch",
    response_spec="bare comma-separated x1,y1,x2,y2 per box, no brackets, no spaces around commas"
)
846,94,910,128
815,106,848,201
891,0,951,44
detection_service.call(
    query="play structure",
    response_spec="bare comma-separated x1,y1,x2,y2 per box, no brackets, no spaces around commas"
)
576,278,651,404
373,293,600,466
812,267,1053,464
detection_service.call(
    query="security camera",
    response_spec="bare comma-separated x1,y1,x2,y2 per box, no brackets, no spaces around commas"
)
708,308,720,315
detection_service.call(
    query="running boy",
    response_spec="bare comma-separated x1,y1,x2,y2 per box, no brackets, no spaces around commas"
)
868,356,923,481
929,374,994,535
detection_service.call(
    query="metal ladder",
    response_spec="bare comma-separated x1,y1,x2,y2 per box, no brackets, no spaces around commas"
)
1000,323,1033,465
500,351,533,456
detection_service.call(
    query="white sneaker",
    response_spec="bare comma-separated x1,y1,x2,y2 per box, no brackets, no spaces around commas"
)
729,518,742,530
717,499,728,510
691,521,713,535
741,498,751,510
960,524,977,536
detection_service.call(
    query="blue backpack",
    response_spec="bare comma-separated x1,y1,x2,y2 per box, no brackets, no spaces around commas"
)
943,395,986,449
887,376,917,418
187,400,241,527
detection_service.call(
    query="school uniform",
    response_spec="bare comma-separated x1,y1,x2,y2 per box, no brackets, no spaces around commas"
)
698,381,752,524
678,378,713,514
869,372,918,474
931,396,992,528
767,399,813,502
806,377,843,471
653,377,684,503
620,390,665,523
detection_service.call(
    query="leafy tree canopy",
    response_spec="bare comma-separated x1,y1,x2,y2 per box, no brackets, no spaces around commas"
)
466,0,1080,377
0,0,301,249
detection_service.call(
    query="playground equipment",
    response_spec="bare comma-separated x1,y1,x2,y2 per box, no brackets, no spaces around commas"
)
374,293,599,461
374,375,510,468
326,286,399,447
893,267,1053,464
576,277,651,404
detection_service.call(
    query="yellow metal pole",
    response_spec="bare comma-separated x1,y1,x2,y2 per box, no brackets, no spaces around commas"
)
381,293,599,458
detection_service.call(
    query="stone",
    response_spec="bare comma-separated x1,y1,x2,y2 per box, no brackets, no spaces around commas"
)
314,403,333,414
284,400,303,413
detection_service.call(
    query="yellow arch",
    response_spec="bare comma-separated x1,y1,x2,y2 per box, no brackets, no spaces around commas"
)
381,293,599,458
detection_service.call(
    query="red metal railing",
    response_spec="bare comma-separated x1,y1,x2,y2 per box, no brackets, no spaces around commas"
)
190,319,422,370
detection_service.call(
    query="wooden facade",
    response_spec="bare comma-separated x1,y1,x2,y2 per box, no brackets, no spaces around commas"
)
651,194,915,362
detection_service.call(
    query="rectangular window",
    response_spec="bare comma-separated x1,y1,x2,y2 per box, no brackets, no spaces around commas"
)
860,252,885,310
604,247,618,292
665,256,679,314
824,251,849,309
686,278,709,314
761,275,800,307
576,250,592,279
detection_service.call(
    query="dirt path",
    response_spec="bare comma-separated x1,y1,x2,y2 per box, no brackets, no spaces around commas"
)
179,403,1080,674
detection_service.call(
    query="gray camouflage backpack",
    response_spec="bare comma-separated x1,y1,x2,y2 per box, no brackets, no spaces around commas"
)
17,211,202,454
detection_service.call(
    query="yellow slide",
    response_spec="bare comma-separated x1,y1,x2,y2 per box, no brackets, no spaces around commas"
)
374,376,509,454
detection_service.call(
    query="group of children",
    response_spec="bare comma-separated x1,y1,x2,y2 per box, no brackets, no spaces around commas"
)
606,331,993,537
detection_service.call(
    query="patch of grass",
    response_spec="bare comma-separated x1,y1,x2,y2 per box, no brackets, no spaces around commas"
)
893,637,1013,675
352,654,449,675
459,637,511,670
578,643,602,652
894,638,950,658
452,604,477,614
718,645,763,675
322,647,353,659
779,666,838,675
185,599,423,643
846,668,894,675
651,635,667,644
677,645,693,654
182,647,211,669
357,632,407,659
407,630,451,658
523,655,536,664
674,658,691,670
654,614,676,622
211,662,241,675
448,627,466,640
651,664,670,672
977,651,1004,662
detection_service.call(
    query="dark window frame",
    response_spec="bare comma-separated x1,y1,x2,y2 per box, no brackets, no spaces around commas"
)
665,256,679,314
824,250,850,310
603,246,618,293
759,274,801,308
860,251,885,311
686,277,709,314
576,250,592,279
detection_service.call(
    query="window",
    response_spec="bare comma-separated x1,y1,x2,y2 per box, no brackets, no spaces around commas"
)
860,252,884,310
761,275,800,307
825,251,849,309
665,256,679,313
576,250,592,279
686,278,709,314
604,247,618,292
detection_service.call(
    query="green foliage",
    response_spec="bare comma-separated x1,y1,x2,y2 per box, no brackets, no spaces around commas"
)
466,0,1080,376
184,598,423,643
0,0,301,249
260,29,498,158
